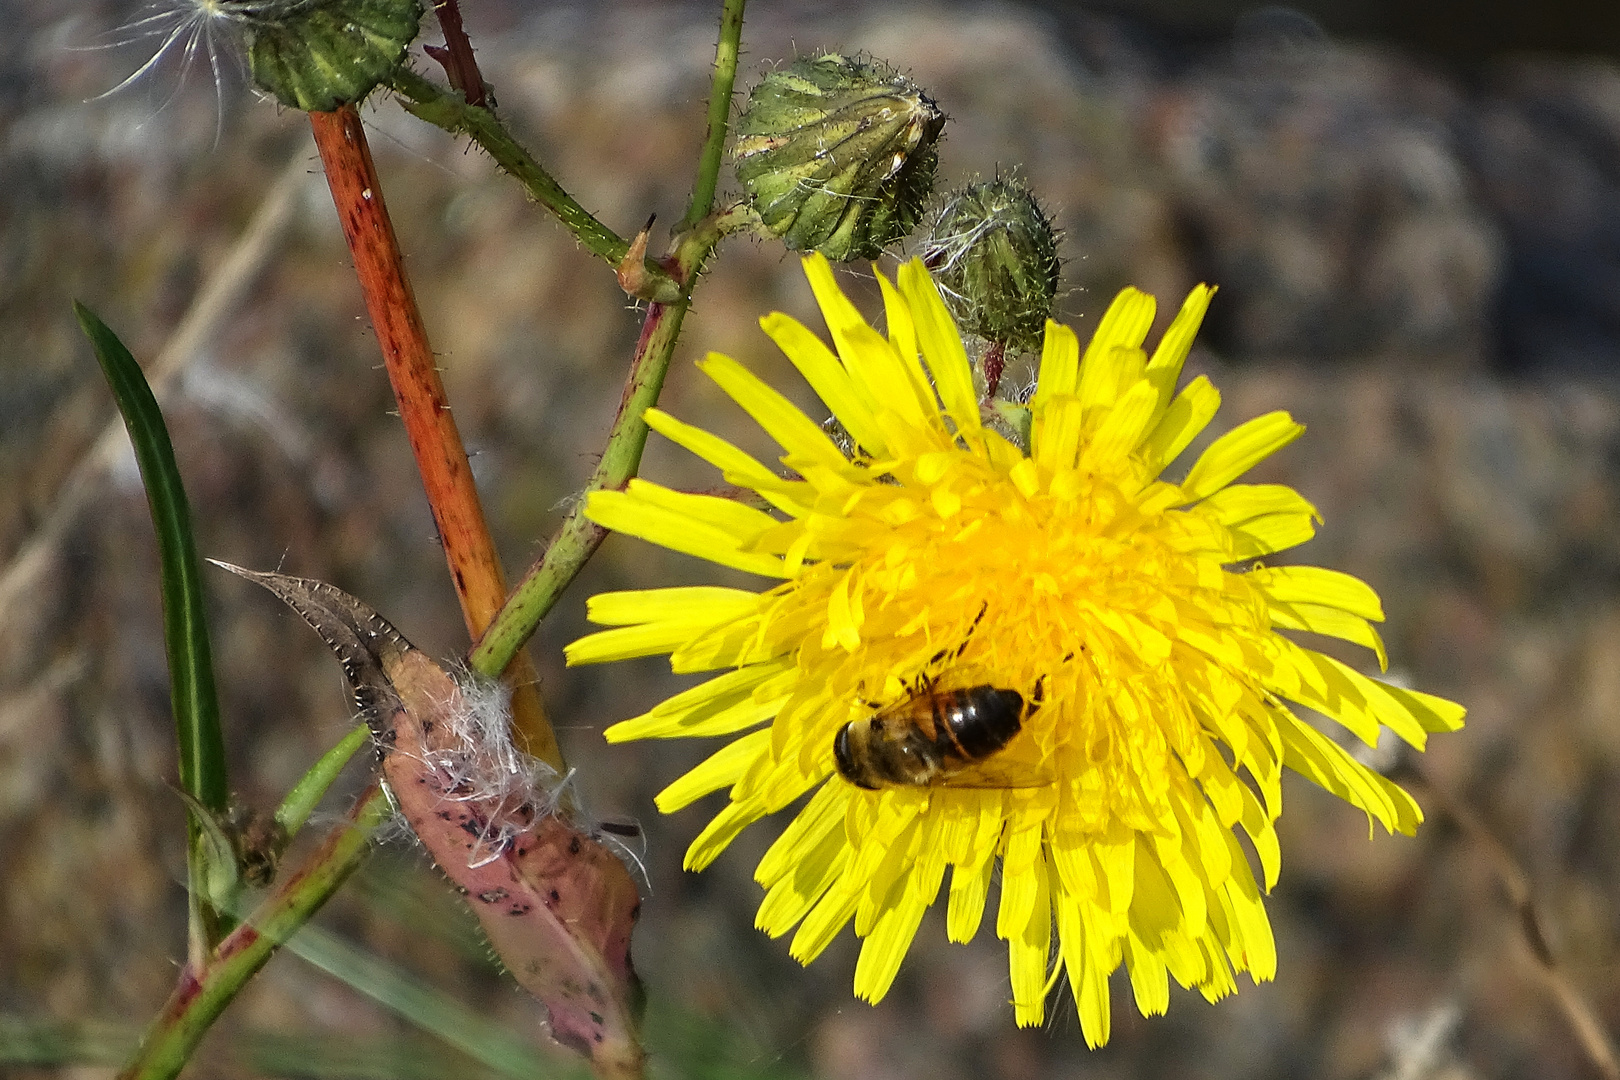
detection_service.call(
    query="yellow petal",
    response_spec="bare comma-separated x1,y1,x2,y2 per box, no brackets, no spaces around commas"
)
874,270,939,427
1077,289,1156,409
608,686,786,742
644,407,814,516
1249,565,1384,620
698,351,854,472
1180,412,1305,502
1267,600,1388,670
587,485,788,578
684,799,767,870
853,891,929,1003
790,875,860,964
584,585,760,627
1008,851,1053,1027
898,258,980,436
655,729,773,811
1144,285,1216,413
1198,483,1318,526
760,313,888,457
1142,375,1220,472
1228,512,1319,559
1031,320,1079,407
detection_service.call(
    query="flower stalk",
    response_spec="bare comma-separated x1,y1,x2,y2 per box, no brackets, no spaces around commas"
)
118,787,391,1080
472,0,748,673
306,104,560,768
678,0,746,233
389,67,678,300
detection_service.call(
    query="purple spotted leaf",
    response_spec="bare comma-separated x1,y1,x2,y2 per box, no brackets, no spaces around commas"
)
214,563,645,1078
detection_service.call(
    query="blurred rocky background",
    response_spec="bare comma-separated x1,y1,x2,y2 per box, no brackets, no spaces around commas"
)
3,0,1620,1078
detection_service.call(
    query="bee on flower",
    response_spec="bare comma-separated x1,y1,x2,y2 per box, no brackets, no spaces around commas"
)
566,252,1464,1045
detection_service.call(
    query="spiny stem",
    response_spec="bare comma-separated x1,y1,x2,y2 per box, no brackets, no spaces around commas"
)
678,0,746,232
472,299,683,675
118,788,390,1080
470,1,749,671
424,0,487,108
388,66,678,299
306,105,560,769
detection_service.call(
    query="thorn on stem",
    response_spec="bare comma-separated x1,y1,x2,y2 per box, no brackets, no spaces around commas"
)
615,217,682,303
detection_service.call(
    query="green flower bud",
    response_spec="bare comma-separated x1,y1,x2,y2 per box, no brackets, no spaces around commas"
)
921,177,1061,355
246,0,424,113
734,54,944,262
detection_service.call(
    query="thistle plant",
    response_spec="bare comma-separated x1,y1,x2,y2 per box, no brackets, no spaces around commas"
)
37,0,1620,1077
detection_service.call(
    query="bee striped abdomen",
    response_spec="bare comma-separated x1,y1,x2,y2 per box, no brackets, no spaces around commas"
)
834,684,1028,789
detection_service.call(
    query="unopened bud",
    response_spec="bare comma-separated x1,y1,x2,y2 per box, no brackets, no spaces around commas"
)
247,0,424,113
734,54,944,262
921,177,1060,354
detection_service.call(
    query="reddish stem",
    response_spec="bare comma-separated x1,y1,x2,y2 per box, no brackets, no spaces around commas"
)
981,340,1007,401
618,303,667,417
307,106,560,769
425,0,488,108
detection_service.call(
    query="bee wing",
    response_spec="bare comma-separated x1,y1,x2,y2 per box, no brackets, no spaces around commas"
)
937,757,1055,790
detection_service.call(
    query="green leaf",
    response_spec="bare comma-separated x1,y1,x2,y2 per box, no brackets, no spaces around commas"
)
75,303,229,923
275,721,372,841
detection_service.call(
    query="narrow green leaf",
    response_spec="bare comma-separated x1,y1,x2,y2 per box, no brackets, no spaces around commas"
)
76,302,227,811
284,925,577,1080
75,302,229,951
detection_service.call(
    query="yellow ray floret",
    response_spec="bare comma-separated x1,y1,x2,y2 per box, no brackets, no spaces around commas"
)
566,253,1465,1046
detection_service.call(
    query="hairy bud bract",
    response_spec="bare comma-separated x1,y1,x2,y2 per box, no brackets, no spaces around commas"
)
734,54,944,262
922,177,1061,354
246,0,423,112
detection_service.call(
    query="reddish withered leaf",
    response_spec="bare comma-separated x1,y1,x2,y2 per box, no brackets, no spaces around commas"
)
214,563,645,1078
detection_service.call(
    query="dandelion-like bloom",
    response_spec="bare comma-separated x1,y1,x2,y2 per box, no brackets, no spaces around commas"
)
567,254,1464,1044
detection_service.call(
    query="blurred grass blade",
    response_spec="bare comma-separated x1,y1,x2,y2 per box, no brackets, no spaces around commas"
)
0,1013,508,1079
74,303,229,949
285,923,581,1080
0,1015,134,1067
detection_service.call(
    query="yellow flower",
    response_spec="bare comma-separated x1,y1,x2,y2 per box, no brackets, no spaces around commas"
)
566,253,1464,1044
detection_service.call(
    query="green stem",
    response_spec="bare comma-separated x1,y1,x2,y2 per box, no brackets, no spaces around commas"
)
274,722,370,840
678,0,746,232
118,788,390,1080
388,67,676,298
469,5,750,674
470,297,692,676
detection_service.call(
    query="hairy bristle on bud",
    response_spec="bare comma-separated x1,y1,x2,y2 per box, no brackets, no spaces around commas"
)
921,176,1061,356
244,0,424,112
734,53,944,262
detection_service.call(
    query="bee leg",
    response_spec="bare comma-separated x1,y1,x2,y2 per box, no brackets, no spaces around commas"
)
928,601,992,668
